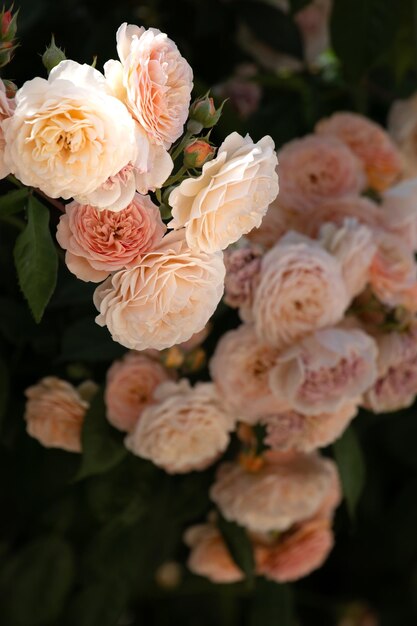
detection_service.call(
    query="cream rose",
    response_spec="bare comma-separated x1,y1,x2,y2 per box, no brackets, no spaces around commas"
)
169,132,279,253
4,60,136,199
380,178,417,252
252,232,349,349
94,230,225,351
184,523,244,583
125,380,234,473
24,377,97,453
105,352,171,432
210,452,337,533
269,327,378,415
388,92,417,177
209,324,288,425
301,197,382,239
104,23,193,148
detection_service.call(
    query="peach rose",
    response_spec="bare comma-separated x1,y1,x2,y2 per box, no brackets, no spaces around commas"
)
262,401,358,452
223,244,263,320
255,517,334,582
245,202,300,249
169,132,279,253
56,194,166,283
209,325,288,425
4,61,136,199
277,135,365,213
301,197,382,239
388,92,417,177
94,230,225,351
104,23,193,148
105,351,171,432
316,112,403,192
252,233,349,349
210,452,337,533
363,326,417,413
269,327,378,415
319,219,376,298
125,380,234,473
370,231,417,311
24,377,97,453
0,78,14,179
184,523,244,583
380,178,417,251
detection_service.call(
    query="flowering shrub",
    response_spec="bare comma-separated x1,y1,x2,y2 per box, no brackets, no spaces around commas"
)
1,2,417,626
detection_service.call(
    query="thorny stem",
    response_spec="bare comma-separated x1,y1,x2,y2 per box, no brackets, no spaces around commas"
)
163,165,188,188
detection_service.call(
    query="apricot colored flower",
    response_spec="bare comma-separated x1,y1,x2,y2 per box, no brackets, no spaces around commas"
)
301,197,382,239
388,92,417,177
184,524,244,583
380,178,417,252
223,244,263,321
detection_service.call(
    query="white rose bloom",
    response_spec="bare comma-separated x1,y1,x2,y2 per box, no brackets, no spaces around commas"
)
169,132,279,254
4,60,136,199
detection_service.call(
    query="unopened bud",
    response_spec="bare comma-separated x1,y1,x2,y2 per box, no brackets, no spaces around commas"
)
0,6,18,68
2,78,16,98
183,139,215,169
42,35,66,74
188,95,224,129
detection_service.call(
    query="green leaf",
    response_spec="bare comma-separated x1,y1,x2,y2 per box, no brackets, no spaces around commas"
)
237,1,304,59
0,188,29,216
331,0,397,80
333,426,366,520
249,580,295,626
14,195,58,322
75,387,127,481
0,356,9,426
0,535,74,625
218,514,255,583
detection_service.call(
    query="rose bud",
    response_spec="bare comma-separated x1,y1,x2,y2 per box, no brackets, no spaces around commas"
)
0,6,18,68
42,35,66,74
183,139,215,169
188,95,225,132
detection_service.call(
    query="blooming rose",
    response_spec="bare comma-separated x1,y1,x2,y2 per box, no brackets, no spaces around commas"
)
380,178,417,251
211,452,337,533
277,135,365,213
125,380,234,473
246,202,300,249
4,60,136,199
24,377,97,453
169,132,279,253
0,78,14,179
184,523,244,583
255,517,334,583
369,231,417,311
301,197,382,239
319,219,376,299
262,401,358,452
56,194,166,282
388,92,417,177
223,244,263,320
104,23,193,148
252,233,349,349
363,326,417,413
209,325,288,425
269,327,378,415
105,351,171,432
316,112,403,192
94,230,225,351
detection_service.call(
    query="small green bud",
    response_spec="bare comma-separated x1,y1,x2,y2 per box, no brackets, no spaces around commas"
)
42,35,66,74
188,94,225,129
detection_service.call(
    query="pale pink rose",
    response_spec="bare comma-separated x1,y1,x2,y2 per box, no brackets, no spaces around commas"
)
169,132,279,253
0,78,14,179
269,327,378,415
125,380,234,474
388,93,417,177
57,194,166,283
380,178,417,251
4,61,137,199
184,524,244,583
246,202,301,249
262,401,358,452
104,23,193,148
316,112,403,192
319,219,376,299
370,231,417,311
277,135,365,213
294,0,332,64
301,197,382,239
223,244,263,320
255,517,334,582
105,351,171,432
363,326,417,412
94,230,225,351
24,377,97,453
210,453,337,533
209,325,288,425
252,233,349,349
